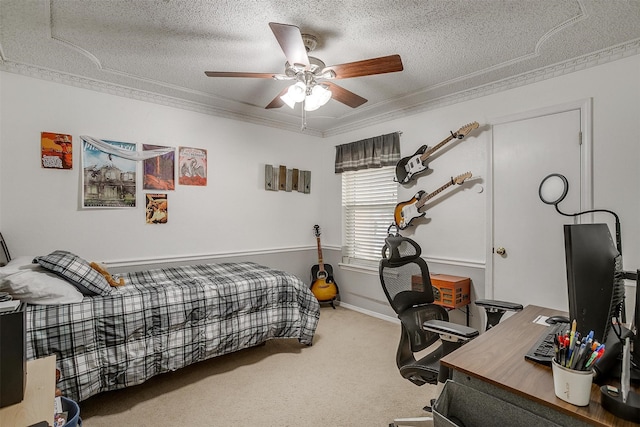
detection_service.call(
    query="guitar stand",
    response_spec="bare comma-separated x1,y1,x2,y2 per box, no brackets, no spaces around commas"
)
319,297,338,309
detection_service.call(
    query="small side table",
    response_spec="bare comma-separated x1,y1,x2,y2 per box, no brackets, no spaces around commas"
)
412,273,472,325
0,355,56,427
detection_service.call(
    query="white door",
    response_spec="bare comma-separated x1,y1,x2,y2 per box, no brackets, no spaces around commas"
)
489,101,590,311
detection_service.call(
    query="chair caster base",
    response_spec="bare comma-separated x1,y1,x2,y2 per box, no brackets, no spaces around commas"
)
390,416,434,427
422,398,436,413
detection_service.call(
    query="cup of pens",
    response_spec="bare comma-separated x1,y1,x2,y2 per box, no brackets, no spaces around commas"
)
551,321,604,406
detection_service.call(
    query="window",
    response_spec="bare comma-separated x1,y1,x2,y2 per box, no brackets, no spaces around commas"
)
342,166,398,266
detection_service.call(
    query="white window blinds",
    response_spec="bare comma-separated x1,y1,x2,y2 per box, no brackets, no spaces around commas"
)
342,166,398,263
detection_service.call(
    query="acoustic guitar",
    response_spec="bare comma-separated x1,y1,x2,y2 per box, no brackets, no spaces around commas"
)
394,122,479,184
394,172,472,229
310,225,339,306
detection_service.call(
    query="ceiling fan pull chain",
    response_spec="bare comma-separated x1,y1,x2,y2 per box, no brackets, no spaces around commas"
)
301,101,307,131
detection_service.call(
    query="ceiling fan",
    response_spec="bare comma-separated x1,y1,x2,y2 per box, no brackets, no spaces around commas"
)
204,22,403,114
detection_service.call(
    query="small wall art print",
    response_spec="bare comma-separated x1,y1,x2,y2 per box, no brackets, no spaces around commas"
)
143,144,175,190
41,132,73,169
145,193,168,224
178,147,207,186
82,139,137,208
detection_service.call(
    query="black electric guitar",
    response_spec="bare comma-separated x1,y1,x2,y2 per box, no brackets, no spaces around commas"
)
394,172,472,229
310,225,339,306
395,122,479,184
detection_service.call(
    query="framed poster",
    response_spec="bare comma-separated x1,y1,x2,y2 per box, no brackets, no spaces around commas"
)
178,147,207,186
145,193,168,224
41,132,72,169
143,144,175,190
82,139,137,208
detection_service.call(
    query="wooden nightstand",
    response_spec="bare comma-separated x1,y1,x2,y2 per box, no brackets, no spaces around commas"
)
0,355,56,427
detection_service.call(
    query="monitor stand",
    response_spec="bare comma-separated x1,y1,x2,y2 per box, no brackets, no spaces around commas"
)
600,337,640,422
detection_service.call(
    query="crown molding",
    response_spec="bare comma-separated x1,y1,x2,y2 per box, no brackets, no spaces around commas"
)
2,38,638,139
323,38,640,137
0,60,323,138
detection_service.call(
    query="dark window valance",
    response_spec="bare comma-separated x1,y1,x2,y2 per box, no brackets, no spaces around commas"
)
334,132,401,173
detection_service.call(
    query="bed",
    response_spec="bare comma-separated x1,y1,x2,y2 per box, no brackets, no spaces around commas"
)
0,242,320,402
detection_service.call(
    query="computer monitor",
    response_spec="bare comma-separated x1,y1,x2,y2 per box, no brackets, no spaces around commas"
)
563,223,624,343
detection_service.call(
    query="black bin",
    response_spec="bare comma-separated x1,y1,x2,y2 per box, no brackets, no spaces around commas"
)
433,380,562,427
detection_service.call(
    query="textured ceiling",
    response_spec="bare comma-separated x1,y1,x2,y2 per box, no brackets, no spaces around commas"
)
1,1,639,136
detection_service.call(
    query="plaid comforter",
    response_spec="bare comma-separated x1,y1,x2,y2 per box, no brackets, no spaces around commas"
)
25,262,320,401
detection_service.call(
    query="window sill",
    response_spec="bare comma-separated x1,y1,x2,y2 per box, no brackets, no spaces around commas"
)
338,262,379,275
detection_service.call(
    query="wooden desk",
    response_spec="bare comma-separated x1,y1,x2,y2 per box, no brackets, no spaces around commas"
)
0,355,55,427
441,305,639,427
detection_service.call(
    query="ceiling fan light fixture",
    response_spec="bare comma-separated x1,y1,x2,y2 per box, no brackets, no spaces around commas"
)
304,84,332,111
280,91,296,109
287,81,306,103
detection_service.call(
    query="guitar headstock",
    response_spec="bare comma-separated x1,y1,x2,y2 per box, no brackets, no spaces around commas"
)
453,171,472,185
313,224,321,237
454,121,480,139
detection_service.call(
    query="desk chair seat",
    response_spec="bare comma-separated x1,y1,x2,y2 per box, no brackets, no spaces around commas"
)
397,304,447,386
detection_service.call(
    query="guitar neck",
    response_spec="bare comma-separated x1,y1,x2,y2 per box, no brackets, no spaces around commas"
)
415,178,455,209
316,237,325,272
420,133,456,162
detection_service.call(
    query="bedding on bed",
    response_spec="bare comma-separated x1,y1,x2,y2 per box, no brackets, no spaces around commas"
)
0,256,85,304
25,261,320,401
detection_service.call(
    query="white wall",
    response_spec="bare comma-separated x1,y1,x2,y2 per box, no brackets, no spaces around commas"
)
0,72,340,276
1,55,639,329
326,55,640,328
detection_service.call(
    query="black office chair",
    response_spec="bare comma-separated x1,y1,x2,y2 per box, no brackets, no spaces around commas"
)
380,231,478,427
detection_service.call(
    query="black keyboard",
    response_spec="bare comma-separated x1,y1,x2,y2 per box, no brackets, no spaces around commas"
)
524,322,569,365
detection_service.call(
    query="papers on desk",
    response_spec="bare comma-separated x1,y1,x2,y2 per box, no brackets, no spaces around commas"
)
532,315,551,325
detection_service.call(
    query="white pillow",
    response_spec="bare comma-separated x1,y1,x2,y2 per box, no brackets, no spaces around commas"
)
0,256,37,276
0,256,85,304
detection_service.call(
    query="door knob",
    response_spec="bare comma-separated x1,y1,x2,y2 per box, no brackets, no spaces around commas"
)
496,247,506,256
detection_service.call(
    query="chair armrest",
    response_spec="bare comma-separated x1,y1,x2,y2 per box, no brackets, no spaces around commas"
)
474,299,523,312
423,319,479,340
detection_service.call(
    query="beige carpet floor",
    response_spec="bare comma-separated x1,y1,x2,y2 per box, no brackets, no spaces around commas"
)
79,306,435,426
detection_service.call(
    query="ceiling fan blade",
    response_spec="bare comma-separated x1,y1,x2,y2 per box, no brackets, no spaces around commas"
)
324,82,367,108
205,71,278,78
265,87,290,109
268,22,310,68
323,54,403,79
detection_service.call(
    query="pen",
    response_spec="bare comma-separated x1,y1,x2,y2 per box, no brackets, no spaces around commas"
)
566,340,577,368
567,341,579,369
571,340,587,370
566,320,577,366
585,345,605,370
578,342,591,370
560,334,568,365
583,351,596,370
